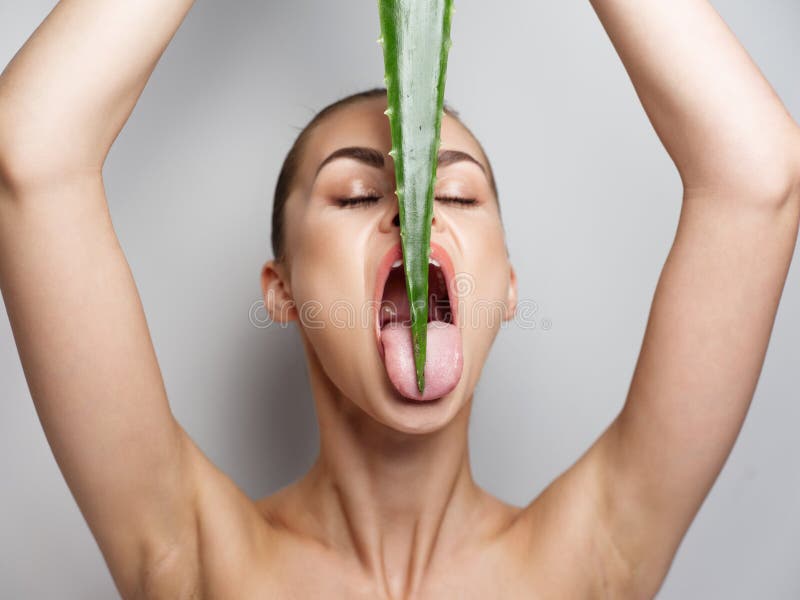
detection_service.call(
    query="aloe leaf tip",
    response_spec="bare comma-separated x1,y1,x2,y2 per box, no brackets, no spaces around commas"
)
378,0,454,393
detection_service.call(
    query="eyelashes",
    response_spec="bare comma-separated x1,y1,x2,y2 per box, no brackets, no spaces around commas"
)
438,195,479,207
336,194,382,208
336,195,478,208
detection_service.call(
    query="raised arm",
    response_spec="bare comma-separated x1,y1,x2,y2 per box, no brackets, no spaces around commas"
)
589,0,800,201
0,2,231,597
577,0,800,595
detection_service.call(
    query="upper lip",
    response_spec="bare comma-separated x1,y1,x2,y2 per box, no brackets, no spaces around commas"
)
373,242,459,355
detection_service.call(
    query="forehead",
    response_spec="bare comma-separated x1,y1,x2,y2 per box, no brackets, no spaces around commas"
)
299,96,491,183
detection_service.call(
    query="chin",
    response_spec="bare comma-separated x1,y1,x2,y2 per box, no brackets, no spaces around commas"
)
363,373,474,436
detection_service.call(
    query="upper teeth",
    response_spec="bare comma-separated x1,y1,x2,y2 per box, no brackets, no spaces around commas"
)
390,257,441,268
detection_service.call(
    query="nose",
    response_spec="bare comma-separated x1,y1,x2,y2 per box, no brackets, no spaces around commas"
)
379,194,444,233
379,196,401,232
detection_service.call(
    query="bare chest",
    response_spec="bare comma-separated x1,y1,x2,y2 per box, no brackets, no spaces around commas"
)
203,537,602,600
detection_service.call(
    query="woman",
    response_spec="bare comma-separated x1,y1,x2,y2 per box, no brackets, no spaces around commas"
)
0,0,798,598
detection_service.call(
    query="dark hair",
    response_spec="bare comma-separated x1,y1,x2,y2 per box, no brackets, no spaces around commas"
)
271,87,498,261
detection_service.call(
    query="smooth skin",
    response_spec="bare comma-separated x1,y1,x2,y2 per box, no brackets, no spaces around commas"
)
1,1,799,599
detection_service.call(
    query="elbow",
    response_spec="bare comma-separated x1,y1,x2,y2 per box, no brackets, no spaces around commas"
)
768,146,800,218
0,119,100,194
754,160,800,213
786,149,800,212
0,148,27,198
683,139,800,213
0,148,29,195
758,133,800,210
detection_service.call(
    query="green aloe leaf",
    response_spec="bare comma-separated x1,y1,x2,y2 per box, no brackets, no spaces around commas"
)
378,0,454,392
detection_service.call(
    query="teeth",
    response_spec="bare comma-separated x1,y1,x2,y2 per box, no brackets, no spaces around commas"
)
389,258,440,268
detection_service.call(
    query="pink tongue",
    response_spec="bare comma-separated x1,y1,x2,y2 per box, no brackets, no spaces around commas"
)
380,322,463,401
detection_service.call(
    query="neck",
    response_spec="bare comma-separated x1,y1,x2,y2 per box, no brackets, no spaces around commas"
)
298,358,484,599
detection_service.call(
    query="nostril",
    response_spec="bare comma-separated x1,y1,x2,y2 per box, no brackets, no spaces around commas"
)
392,213,400,227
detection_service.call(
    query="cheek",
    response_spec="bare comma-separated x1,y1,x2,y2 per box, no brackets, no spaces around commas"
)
290,259,376,399
455,219,511,336
285,210,383,397
461,268,510,333
290,242,366,330
288,209,370,305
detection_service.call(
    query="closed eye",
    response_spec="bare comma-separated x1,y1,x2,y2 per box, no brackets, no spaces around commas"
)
336,194,478,208
436,195,478,207
336,194,382,208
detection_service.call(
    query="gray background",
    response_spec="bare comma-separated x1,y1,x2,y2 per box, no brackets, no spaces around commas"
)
1,0,798,597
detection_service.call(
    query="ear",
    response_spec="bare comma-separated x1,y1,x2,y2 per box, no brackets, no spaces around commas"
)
504,264,518,322
261,260,298,324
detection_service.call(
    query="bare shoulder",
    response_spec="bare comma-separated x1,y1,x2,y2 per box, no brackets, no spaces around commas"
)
141,432,278,600
509,449,640,599
167,457,368,599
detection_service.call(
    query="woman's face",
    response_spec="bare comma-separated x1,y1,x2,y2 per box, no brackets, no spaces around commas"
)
265,97,516,434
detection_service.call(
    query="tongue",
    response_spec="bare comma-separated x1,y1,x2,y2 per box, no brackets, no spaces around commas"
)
381,322,463,401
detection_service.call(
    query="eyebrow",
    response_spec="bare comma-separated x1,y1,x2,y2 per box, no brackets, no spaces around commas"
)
314,146,488,179
437,149,487,175
315,146,385,176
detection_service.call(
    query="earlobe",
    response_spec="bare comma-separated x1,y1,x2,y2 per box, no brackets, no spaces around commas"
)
261,260,298,324
504,265,518,322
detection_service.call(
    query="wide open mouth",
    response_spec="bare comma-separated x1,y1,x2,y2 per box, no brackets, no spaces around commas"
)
374,243,458,348
373,243,464,401
379,261,453,328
